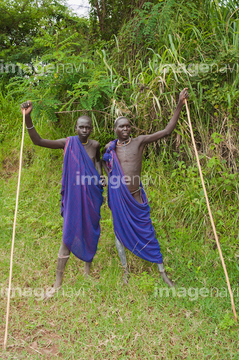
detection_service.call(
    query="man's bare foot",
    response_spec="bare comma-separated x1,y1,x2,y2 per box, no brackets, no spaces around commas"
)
83,262,91,279
43,286,61,301
160,271,175,288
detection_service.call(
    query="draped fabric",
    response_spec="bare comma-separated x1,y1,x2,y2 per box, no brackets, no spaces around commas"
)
103,140,163,263
61,136,103,262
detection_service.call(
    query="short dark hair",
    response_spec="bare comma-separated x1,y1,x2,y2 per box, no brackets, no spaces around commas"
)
114,116,129,129
75,116,92,127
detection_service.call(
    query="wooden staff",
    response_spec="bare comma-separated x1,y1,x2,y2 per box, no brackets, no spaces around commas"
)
185,100,237,322
3,110,26,350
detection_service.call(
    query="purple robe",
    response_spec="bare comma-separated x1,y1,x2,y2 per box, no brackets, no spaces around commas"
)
61,136,103,262
103,139,163,264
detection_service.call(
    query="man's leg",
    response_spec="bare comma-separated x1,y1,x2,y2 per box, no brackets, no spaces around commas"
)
84,261,92,278
54,242,71,288
157,263,174,288
44,241,70,300
115,236,129,283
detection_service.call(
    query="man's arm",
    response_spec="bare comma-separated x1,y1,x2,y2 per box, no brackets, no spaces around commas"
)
95,143,107,187
102,160,109,177
140,88,189,145
21,100,66,149
101,143,110,177
95,143,102,175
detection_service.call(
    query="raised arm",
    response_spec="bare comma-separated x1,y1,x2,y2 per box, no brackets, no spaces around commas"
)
140,88,189,145
21,100,66,149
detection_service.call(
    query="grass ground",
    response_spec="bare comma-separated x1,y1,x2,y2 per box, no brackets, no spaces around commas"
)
0,131,238,359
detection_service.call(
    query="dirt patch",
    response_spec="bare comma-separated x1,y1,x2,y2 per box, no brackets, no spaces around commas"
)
0,148,35,180
1,325,64,359
1,151,19,179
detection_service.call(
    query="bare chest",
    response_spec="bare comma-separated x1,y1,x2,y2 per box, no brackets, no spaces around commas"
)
84,145,97,165
115,141,142,172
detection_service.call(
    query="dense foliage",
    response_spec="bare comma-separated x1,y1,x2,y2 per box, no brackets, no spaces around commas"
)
1,0,239,160
1,0,238,249
1,0,239,223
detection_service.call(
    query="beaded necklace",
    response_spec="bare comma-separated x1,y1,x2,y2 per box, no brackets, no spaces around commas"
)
116,137,131,147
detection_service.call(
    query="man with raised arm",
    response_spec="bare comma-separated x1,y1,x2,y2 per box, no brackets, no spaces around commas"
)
21,101,104,298
103,88,189,287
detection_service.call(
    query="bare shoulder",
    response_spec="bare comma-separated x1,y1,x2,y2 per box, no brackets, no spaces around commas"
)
133,135,145,142
104,141,111,151
89,139,100,148
132,135,146,146
134,134,155,147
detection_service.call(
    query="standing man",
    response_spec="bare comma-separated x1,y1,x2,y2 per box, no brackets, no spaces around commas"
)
21,101,104,298
103,89,189,287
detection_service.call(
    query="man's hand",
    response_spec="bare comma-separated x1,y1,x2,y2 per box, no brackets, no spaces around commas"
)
178,88,189,105
100,175,107,187
21,100,32,116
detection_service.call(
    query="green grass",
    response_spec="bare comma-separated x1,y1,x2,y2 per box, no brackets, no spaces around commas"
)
0,136,238,359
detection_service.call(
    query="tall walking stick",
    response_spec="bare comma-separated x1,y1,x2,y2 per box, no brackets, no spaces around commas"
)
185,100,237,322
3,110,26,350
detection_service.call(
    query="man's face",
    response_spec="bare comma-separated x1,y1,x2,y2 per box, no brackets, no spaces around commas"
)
115,118,131,141
75,117,92,141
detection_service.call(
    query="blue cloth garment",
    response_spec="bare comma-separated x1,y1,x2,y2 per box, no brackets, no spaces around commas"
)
61,136,103,262
103,140,163,264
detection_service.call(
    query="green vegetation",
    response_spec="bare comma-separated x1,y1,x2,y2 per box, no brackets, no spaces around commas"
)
1,0,239,358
